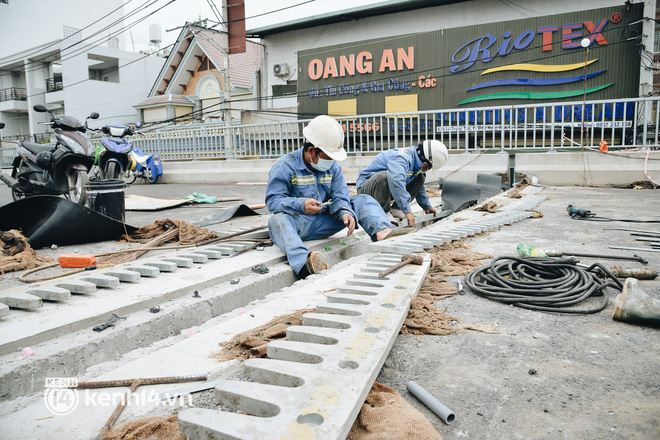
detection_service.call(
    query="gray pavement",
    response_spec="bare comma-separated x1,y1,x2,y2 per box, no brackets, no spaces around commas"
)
0,178,659,439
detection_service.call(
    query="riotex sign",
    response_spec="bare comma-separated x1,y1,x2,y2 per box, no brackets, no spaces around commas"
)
297,4,642,115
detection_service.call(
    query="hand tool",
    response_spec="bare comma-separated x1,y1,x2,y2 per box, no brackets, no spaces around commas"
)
378,254,424,278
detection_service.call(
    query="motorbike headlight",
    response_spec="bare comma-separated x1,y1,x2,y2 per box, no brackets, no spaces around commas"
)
109,126,125,137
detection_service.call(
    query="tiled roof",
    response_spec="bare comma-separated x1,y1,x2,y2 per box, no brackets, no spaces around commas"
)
194,29,262,89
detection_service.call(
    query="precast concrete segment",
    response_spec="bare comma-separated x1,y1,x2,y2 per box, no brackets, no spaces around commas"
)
162,257,195,268
124,264,160,277
78,274,121,289
0,303,8,318
177,253,210,263
206,246,237,256
54,279,97,294
178,254,430,440
144,261,178,272
191,249,223,259
103,269,141,282
505,195,547,211
25,286,71,302
326,293,372,305
0,293,42,310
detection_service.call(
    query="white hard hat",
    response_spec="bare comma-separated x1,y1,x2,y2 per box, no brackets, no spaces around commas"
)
417,140,448,171
302,115,347,161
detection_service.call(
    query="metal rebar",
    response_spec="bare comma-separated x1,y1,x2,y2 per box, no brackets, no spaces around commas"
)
197,225,268,247
609,245,660,254
545,250,648,264
79,374,207,440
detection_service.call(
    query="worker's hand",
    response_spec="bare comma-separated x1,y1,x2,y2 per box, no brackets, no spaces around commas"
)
425,207,437,216
342,213,356,236
304,198,323,215
405,212,415,227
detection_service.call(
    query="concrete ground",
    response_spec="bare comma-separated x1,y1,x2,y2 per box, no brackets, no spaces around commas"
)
0,180,658,440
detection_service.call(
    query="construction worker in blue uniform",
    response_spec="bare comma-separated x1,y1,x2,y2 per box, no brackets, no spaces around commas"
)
356,140,448,227
266,115,395,279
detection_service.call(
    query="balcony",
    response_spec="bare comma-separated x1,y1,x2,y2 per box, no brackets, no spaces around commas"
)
46,78,64,92
0,87,27,102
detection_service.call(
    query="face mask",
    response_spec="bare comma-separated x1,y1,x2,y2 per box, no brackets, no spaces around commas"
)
311,156,334,172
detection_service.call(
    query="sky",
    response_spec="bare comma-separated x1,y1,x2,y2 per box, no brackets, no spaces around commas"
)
125,0,384,52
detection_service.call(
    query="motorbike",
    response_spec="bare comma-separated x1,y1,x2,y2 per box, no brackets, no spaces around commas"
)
0,105,99,205
88,122,141,182
124,146,163,184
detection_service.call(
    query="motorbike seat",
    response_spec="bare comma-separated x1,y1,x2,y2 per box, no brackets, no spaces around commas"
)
21,142,53,155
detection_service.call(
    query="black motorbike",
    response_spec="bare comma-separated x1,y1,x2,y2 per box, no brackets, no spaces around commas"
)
0,105,99,205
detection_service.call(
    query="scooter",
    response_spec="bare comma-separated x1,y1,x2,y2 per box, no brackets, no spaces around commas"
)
124,146,163,184
0,105,99,205
89,122,141,181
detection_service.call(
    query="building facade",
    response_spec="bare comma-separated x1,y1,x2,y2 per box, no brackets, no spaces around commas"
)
249,0,657,119
0,0,163,142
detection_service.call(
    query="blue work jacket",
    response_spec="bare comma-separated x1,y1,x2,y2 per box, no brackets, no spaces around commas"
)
356,147,431,213
266,147,355,221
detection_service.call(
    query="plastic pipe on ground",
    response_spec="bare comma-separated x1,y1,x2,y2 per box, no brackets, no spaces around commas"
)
407,380,456,424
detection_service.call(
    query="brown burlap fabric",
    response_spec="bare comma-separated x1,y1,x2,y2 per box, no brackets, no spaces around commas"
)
103,415,184,440
213,309,315,361
124,219,217,245
0,229,55,274
347,382,442,440
402,244,498,336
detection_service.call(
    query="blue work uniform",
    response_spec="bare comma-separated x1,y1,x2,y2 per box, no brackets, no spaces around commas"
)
356,147,432,213
266,147,392,275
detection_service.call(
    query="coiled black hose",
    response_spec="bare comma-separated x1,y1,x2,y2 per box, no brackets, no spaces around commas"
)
465,257,624,314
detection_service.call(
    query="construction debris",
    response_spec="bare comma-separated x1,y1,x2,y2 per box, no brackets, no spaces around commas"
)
347,382,442,440
93,314,126,332
0,230,55,274
213,309,314,361
103,415,185,440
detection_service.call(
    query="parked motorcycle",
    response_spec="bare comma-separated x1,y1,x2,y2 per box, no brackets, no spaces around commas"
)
124,146,163,184
0,105,99,204
89,122,141,181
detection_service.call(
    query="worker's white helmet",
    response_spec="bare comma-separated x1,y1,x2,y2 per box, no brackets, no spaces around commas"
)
303,115,347,161
417,140,448,171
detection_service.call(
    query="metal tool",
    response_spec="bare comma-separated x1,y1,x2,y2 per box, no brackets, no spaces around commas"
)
378,254,424,278
72,374,207,440
609,245,660,254
544,250,648,265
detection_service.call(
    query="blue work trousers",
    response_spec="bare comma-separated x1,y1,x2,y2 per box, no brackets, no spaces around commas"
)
268,194,392,275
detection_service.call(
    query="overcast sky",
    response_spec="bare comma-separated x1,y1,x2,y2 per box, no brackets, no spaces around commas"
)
126,0,383,52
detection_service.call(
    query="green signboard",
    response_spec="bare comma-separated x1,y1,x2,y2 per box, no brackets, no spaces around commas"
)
297,4,643,117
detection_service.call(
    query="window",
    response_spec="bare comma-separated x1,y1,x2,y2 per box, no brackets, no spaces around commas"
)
88,54,119,83
198,56,217,72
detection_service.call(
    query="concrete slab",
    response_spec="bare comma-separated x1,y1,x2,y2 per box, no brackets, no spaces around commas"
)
25,286,71,302
124,264,160,277
0,303,9,318
78,274,121,289
144,261,178,272
0,293,42,310
162,257,195,268
102,269,141,283
54,280,97,294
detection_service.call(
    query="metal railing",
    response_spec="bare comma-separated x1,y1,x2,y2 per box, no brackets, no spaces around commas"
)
125,96,660,162
3,96,659,170
46,78,63,92
0,87,27,102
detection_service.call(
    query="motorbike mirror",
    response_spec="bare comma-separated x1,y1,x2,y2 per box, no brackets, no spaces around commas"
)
0,122,5,129
89,112,100,120
33,105,48,113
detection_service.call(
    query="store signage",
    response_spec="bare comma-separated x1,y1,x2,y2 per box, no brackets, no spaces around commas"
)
307,47,414,80
451,19,609,73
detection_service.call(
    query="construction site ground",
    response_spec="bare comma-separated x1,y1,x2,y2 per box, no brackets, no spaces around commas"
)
0,180,658,440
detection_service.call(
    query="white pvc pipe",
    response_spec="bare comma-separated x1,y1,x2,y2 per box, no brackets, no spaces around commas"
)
407,380,456,424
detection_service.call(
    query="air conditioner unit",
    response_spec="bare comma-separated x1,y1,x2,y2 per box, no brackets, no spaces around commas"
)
273,63,289,77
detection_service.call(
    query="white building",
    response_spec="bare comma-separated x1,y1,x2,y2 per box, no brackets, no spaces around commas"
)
0,0,163,142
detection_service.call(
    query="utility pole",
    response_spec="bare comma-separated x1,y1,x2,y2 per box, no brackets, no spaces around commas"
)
222,0,233,157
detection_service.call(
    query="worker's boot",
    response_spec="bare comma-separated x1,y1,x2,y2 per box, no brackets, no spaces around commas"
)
612,278,660,328
297,251,326,279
